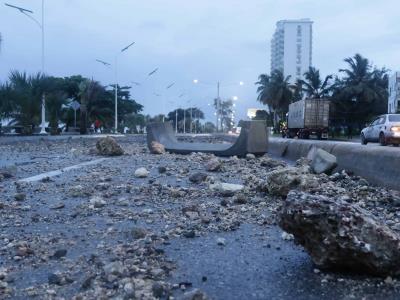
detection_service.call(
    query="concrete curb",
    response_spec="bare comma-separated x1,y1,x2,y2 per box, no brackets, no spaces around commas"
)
269,138,400,190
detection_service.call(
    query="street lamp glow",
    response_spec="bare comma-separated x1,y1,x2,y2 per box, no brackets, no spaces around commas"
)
193,79,199,84
233,96,238,101
239,81,244,86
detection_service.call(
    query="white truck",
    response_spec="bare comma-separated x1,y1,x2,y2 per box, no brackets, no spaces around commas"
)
286,98,330,139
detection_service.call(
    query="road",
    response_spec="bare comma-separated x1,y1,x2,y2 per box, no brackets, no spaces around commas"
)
0,135,399,299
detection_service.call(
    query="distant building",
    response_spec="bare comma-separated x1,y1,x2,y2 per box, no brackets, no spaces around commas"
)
388,72,400,114
271,18,313,83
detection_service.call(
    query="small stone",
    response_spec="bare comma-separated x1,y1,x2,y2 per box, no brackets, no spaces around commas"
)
51,249,67,259
217,238,226,246
209,182,244,194
135,167,149,178
206,158,221,172
131,227,147,239
246,153,256,160
50,202,65,210
183,230,196,238
189,172,208,184
89,196,106,208
158,166,167,174
48,273,62,285
14,193,26,201
281,231,294,241
103,261,125,276
233,194,247,204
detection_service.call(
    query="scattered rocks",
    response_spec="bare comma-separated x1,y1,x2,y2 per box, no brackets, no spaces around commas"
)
279,190,400,276
150,141,166,154
309,148,338,174
103,261,125,276
96,136,124,156
135,167,149,178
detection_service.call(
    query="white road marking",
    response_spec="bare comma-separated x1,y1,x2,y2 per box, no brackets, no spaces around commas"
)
19,158,109,183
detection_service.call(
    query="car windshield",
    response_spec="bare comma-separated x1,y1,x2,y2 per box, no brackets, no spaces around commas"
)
388,115,400,122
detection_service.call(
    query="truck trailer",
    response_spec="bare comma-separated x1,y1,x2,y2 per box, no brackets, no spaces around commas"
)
286,98,330,139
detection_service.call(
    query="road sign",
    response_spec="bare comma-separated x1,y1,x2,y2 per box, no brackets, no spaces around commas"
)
70,101,80,111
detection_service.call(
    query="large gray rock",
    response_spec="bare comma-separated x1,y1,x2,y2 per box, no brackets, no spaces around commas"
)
279,190,400,276
262,166,318,196
96,136,124,156
0,165,17,179
309,148,337,174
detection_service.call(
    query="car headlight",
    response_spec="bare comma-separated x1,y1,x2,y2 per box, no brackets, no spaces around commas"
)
391,126,400,132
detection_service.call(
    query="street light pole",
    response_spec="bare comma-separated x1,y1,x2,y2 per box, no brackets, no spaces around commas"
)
6,1,47,134
97,41,134,133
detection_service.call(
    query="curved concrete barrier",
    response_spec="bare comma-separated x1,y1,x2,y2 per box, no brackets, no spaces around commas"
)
147,121,268,157
269,138,400,190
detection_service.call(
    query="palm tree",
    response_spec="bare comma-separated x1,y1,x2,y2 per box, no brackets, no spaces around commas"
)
7,71,46,133
332,53,388,129
300,67,332,98
255,74,270,106
78,79,103,134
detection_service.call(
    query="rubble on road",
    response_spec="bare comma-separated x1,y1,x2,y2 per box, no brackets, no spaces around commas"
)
309,147,338,174
96,136,124,156
279,190,400,276
150,141,166,154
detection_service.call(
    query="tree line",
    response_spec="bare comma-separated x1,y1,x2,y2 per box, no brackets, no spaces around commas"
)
255,53,389,132
0,71,143,134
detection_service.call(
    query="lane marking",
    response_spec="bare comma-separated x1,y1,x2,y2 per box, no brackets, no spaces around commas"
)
19,158,109,183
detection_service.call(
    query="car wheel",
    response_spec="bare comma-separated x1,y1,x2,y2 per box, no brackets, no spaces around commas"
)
379,133,387,146
361,134,367,145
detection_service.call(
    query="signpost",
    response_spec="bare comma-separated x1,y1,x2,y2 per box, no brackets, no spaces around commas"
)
70,101,80,128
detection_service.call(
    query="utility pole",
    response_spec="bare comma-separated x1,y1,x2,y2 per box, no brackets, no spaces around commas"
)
216,81,220,132
175,109,178,133
183,108,186,134
190,107,193,133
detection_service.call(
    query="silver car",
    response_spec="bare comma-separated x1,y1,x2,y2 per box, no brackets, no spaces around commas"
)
361,114,400,146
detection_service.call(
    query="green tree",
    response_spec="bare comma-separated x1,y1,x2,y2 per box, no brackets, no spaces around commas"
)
300,67,332,98
256,70,293,129
78,79,103,134
332,53,388,129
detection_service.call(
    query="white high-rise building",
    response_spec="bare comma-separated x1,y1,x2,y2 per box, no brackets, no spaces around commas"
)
388,72,400,113
271,18,313,83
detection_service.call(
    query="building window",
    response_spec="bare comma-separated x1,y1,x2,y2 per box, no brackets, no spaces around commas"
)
297,25,302,36
296,67,301,76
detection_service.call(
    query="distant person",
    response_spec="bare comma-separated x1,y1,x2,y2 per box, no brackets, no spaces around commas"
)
94,119,101,133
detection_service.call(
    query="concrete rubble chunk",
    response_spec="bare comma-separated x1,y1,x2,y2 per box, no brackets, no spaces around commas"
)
96,136,124,156
262,166,318,196
0,165,17,179
279,190,400,276
149,141,165,154
309,148,337,174
209,182,244,194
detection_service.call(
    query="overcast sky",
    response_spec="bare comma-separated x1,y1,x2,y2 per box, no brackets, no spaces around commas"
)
1,0,399,122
